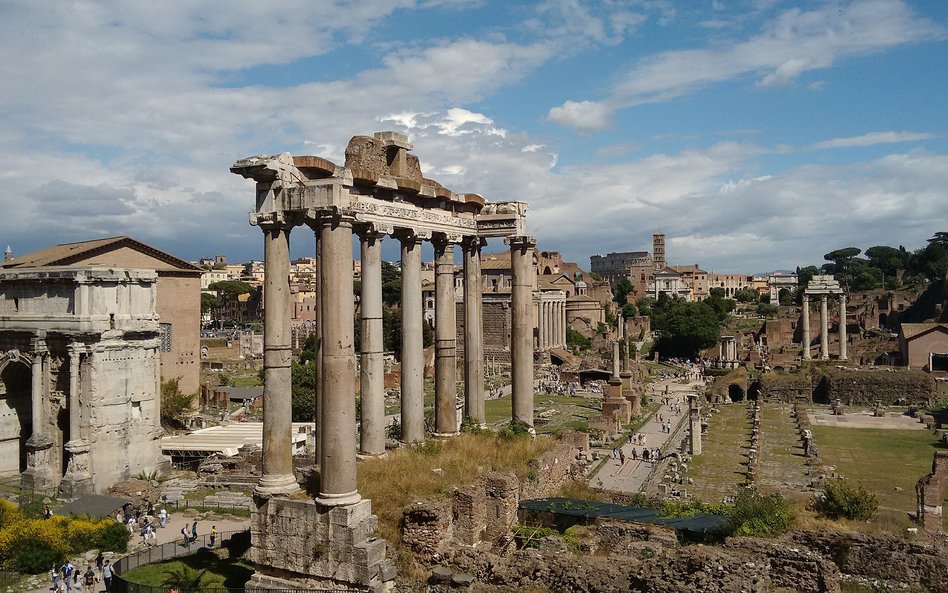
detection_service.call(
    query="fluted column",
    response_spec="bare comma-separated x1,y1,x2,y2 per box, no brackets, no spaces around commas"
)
508,236,536,428
802,294,811,360
314,234,323,460
359,227,386,456
398,231,426,443
462,237,485,425
256,221,299,497
433,235,459,436
317,213,359,507
839,292,848,360
820,294,829,360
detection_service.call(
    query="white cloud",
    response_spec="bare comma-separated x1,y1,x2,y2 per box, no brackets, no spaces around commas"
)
811,131,936,149
547,100,613,132
554,0,944,118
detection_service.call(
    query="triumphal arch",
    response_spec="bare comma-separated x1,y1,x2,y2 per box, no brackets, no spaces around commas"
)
231,132,536,591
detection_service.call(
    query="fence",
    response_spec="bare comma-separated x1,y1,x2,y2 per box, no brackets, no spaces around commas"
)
111,530,360,593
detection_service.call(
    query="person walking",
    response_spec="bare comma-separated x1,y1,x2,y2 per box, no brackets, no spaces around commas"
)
190,520,198,544
95,552,103,578
50,563,60,592
82,565,96,591
209,525,217,548
102,560,112,593
158,507,167,528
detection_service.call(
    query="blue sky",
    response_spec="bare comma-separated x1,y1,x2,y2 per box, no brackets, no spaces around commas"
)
1,0,946,274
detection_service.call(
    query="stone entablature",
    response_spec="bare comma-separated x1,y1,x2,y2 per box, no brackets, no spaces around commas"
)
0,267,163,496
802,275,847,361
233,132,538,591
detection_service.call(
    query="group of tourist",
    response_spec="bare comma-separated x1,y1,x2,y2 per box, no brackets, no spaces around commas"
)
50,556,111,593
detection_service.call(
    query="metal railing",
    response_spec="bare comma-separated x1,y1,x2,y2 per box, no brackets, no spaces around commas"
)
111,530,360,593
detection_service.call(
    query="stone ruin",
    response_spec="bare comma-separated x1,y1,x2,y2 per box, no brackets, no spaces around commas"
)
916,450,948,533
231,132,538,591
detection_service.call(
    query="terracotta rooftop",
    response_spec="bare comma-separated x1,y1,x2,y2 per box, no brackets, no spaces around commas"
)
1,236,202,272
900,323,948,340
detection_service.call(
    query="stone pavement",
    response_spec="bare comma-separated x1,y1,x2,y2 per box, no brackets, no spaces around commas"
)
591,376,703,494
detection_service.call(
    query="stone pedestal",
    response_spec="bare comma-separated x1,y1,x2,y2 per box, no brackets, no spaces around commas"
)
249,496,394,593
59,439,94,497
21,436,55,492
602,379,631,425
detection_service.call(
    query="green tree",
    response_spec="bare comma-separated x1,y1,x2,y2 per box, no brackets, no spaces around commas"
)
566,328,592,351
161,566,218,590
823,247,861,287
796,265,819,288
865,245,907,277
651,299,720,358
733,288,758,303
291,360,317,422
208,280,253,295
160,378,194,426
709,287,726,298
621,303,638,318
381,261,401,306
200,292,218,314
613,277,633,305
756,302,779,318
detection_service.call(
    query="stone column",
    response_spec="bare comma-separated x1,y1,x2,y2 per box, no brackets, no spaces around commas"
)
802,294,811,360
433,235,458,437
688,394,702,455
462,237,485,425
820,294,829,360
22,334,53,491
314,234,323,461
839,292,848,360
317,212,360,507
60,343,92,497
399,231,426,443
257,221,299,497
508,236,536,428
359,227,386,456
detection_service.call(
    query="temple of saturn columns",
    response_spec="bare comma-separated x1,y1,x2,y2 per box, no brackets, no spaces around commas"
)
801,274,848,361
231,132,536,591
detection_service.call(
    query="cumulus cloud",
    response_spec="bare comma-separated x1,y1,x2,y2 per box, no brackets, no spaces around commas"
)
547,100,613,132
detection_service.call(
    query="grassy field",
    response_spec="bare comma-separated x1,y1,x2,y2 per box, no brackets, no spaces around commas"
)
122,537,254,589
810,424,948,528
485,393,606,434
689,403,752,503
756,403,809,499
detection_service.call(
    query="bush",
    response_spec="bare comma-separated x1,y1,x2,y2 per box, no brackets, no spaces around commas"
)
498,420,533,440
814,480,879,521
95,521,130,553
11,536,61,574
728,487,794,537
0,500,21,529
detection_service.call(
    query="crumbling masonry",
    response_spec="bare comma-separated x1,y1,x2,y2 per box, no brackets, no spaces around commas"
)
231,132,536,591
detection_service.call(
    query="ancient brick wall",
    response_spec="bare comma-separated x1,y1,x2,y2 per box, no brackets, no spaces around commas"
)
402,501,452,563
758,371,812,403
816,368,935,405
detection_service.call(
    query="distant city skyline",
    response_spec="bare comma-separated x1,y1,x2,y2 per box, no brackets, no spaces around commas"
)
1,1,945,274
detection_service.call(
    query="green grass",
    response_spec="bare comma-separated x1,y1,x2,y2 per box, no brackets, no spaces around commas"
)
689,404,752,503
810,424,948,528
122,535,254,589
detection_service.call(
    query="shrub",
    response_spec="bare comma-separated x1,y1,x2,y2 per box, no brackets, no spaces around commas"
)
814,480,879,521
728,487,794,537
161,378,195,425
11,536,61,574
0,500,21,529
498,420,533,440
95,521,130,553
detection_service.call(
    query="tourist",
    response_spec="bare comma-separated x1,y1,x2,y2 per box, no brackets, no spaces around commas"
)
181,526,190,548
158,507,167,528
210,525,217,548
61,560,74,592
83,565,96,591
43,503,53,519
619,451,625,464
102,560,112,593
50,563,60,591
95,552,104,578
631,448,638,461
190,520,198,543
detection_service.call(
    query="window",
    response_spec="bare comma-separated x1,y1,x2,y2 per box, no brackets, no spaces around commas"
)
159,323,173,352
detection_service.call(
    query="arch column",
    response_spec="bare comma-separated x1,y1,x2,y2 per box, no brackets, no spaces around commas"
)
398,230,427,443
358,225,387,456
433,235,459,437
22,335,54,491
508,236,536,428
462,237,486,425
839,292,848,360
256,220,300,498
802,294,811,360
820,295,829,360
59,343,93,497
316,212,359,507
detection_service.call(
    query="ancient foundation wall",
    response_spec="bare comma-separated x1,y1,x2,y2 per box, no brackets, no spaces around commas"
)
402,443,579,563
758,372,812,403
916,451,948,533
815,368,935,406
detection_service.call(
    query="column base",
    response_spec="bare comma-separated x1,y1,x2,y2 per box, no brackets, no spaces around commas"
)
22,436,56,492
357,451,388,460
431,431,459,439
315,490,362,508
254,474,300,498
59,439,94,497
